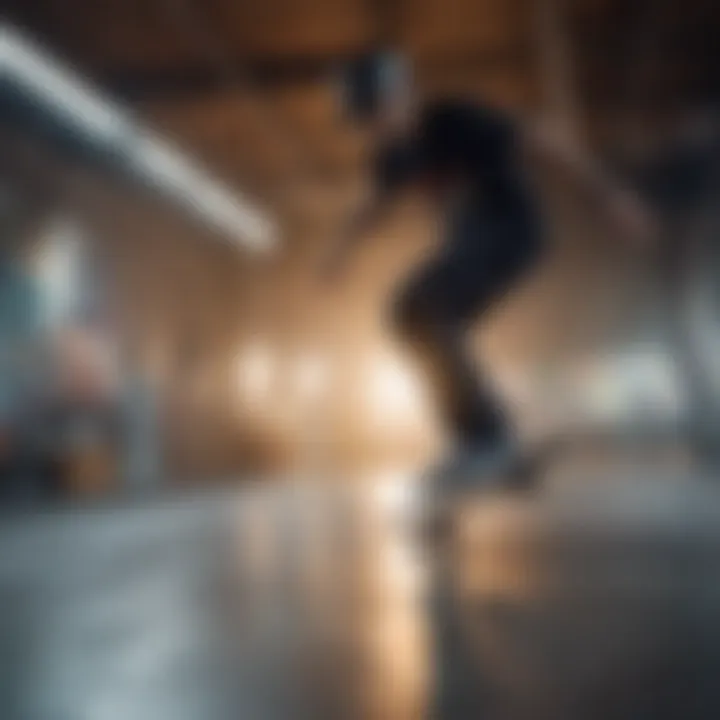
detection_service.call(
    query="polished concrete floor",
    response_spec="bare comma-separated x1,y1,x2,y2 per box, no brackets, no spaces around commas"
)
1,462,720,720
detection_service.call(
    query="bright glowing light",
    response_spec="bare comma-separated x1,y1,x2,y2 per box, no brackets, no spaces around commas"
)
235,344,275,408
365,352,427,431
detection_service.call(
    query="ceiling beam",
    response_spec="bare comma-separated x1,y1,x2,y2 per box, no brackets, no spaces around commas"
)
100,47,533,101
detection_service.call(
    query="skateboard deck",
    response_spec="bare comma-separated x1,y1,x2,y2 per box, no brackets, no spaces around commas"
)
421,438,562,544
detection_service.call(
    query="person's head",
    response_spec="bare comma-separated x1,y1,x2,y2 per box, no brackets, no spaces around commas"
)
339,50,415,138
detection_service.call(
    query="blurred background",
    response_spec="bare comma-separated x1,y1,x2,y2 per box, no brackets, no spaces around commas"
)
1,1,720,718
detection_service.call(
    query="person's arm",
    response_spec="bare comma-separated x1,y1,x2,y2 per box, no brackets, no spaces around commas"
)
319,140,415,281
522,121,656,246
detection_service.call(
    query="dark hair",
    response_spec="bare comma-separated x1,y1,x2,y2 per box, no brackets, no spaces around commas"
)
340,51,407,122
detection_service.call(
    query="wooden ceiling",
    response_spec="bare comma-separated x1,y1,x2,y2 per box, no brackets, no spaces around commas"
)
1,0,529,75
2,0,718,208
2,0,717,103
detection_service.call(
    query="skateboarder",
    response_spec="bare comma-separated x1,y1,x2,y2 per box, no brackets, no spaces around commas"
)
322,51,651,489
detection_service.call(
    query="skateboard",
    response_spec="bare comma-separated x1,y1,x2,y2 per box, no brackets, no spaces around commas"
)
421,438,562,544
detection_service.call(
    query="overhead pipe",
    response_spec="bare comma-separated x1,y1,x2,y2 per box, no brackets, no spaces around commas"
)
0,24,277,252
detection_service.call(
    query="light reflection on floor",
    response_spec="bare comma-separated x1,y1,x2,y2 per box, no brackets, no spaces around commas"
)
1,465,720,720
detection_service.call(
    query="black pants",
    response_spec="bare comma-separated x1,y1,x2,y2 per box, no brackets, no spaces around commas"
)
391,209,541,448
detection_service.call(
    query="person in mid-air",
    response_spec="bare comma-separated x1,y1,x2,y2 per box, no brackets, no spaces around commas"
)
322,51,651,491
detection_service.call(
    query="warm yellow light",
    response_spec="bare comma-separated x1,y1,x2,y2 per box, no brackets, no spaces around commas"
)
365,352,427,431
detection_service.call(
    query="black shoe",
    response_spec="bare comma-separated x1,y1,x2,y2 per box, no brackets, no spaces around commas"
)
430,440,519,495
